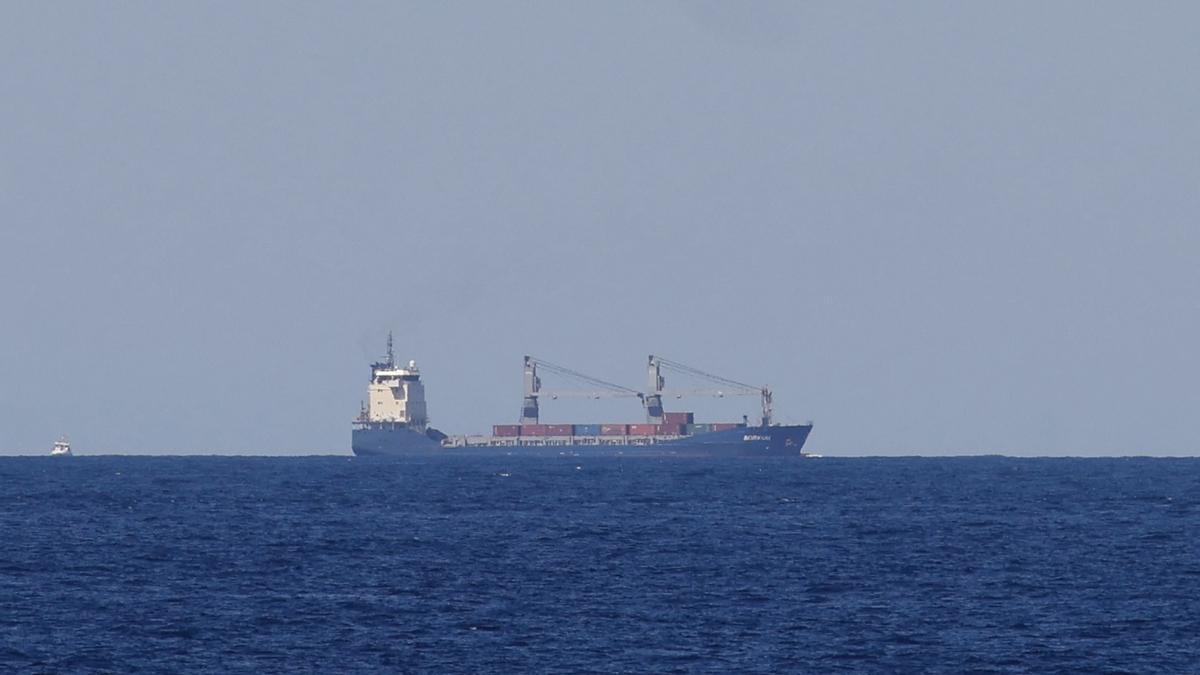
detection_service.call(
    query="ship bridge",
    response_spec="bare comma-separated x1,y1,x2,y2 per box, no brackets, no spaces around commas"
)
364,333,428,430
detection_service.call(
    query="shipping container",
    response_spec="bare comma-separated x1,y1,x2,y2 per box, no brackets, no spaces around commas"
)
655,423,684,435
600,424,628,436
573,424,602,436
544,424,573,436
521,424,550,436
691,423,713,435
710,423,740,432
627,423,657,435
663,412,694,425
493,424,521,437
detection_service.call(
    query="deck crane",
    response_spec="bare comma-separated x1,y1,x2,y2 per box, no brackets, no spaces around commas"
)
646,355,774,427
520,356,644,424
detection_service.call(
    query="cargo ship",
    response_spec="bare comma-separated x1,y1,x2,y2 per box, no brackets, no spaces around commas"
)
351,335,813,457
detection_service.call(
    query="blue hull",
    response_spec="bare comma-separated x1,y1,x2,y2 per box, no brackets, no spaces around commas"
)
352,424,813,458
351,422,443,456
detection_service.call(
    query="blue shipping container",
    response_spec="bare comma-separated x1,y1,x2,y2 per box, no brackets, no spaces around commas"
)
573,424,602,436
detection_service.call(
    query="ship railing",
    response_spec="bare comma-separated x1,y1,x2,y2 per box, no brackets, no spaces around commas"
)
451,432,689,447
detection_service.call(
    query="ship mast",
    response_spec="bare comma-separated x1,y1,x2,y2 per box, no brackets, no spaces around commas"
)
385,331,395,369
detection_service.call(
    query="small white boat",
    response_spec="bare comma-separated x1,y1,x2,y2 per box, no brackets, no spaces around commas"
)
50,437,72,457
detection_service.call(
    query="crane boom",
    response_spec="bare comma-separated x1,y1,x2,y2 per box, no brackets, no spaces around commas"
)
520,355,643,424
648,355,774,426
651,356,761,393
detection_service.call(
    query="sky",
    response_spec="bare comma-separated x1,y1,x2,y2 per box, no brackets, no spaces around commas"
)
1,1,1197,455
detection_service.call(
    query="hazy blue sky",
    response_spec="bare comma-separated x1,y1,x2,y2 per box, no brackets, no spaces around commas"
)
2,2,1197,455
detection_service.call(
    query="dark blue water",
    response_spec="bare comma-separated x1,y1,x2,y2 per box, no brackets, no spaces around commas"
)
2,457,1198,673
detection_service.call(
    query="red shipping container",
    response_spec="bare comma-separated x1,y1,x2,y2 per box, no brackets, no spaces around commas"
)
655,423,684,435
521,424,550,436
662,412,694,425
493,425,521,437
627,423,657,435
600,424,628,436
544,424,573,436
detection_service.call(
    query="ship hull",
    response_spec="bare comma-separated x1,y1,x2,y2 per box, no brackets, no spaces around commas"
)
352,424,813,458
351,422,443,456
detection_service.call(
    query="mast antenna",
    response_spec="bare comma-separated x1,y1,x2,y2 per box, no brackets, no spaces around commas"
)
386,331,395,368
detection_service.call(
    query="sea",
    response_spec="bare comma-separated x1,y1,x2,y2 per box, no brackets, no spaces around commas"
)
2,456,1198,673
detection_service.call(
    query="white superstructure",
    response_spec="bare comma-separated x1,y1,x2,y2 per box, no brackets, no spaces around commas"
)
50,437,72,456
362,333,428,431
